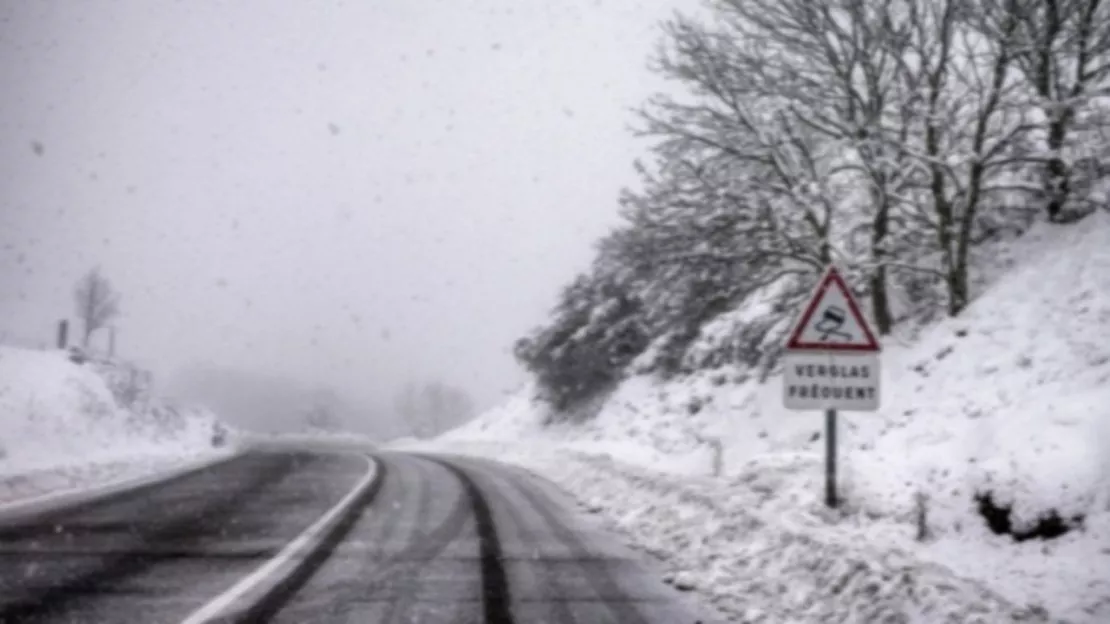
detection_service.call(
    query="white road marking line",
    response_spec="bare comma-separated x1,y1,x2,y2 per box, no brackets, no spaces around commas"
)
180,453,377,624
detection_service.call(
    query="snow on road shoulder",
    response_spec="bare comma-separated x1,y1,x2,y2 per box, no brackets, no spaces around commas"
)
0,453,230,506
0,346,232,502
399,437,1050,623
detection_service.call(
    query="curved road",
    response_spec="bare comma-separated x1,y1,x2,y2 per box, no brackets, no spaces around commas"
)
0,452,368,623
0,449,713,623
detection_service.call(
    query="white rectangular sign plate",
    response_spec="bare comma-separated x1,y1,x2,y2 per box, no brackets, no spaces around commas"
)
783,352,880,412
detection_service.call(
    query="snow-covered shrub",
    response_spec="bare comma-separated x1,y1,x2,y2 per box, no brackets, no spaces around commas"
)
515,270,650,414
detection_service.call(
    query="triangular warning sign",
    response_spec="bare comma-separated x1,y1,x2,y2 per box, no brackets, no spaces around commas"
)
785,265,880,352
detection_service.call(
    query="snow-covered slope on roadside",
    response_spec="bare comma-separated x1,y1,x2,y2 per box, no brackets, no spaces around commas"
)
0,347,229,479
433,213,1110,622
848,216,1110,531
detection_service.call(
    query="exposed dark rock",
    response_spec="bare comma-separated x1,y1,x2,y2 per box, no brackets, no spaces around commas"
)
974,490,1084,542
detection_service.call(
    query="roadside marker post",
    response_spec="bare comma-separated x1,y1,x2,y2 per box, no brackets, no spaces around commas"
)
782,265,881,509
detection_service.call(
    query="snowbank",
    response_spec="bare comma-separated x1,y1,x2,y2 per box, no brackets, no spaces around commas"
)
399,437,1053,623
434,214,1110,622
0,347,230,480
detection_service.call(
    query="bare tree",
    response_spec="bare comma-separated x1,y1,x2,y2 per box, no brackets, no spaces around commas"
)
393,381,423,435
699,0,1040,318
73,267,121,348
394,380,475,438
640,13,839,274
304,387,344,433
700,0,923,334
633,13,841,369
639,0,944,336
305,403,341,432
974,0,1110,221
887,0,1035,314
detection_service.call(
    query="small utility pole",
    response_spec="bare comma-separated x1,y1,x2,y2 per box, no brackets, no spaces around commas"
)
56,319,69,349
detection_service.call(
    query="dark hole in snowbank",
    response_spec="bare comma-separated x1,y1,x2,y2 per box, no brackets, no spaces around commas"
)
974,491,1084,541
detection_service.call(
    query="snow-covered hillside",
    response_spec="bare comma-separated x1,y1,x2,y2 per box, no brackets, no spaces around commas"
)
0,346,231,492
425,213,1110,623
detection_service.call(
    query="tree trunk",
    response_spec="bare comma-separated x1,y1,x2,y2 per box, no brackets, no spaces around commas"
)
869,174,893,335
946,8,1013,317
1044,115,1071,222
926,124,957,315
950,157,988,316
1026,0,1073,222
870,266,893,334
948,252,970,315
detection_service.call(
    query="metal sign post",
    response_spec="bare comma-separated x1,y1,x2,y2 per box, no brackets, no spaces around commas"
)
825,408,837,508
782,265,881,510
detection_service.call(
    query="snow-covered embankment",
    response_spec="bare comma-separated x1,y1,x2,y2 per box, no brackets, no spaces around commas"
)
0,346,233,503
416,214,1110,623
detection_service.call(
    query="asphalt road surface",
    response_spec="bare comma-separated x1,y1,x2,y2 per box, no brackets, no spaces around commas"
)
0,450,713,623
0,452,366,624
268,451,709,623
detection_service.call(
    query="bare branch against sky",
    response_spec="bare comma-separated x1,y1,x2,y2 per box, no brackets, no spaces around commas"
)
73,266,121,348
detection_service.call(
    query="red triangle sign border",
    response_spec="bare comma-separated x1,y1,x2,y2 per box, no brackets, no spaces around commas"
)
785,265,881,353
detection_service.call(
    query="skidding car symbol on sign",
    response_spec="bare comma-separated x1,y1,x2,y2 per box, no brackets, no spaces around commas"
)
785,266,880,352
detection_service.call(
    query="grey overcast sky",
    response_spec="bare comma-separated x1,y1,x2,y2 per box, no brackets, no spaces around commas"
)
0,0,685,421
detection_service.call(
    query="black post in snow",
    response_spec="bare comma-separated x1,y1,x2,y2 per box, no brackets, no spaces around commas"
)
825,407,838,508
